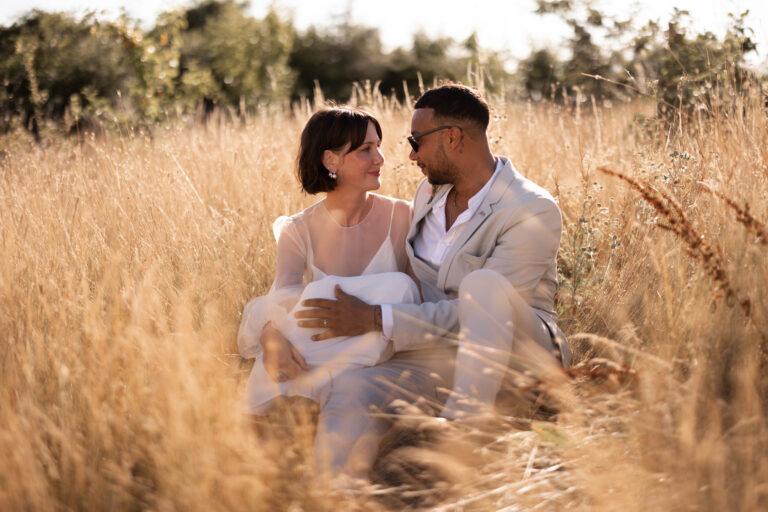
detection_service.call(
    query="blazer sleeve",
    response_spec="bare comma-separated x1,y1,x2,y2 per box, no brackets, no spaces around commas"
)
390,299,460,351
482,197,562,305
389,196,562,352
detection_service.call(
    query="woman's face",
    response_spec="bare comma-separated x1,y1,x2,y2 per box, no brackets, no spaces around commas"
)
335,121,384,192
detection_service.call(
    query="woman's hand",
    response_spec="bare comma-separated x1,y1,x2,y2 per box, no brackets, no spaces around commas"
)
260,323,308,382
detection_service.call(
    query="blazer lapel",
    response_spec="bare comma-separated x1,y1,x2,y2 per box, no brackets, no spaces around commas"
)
436,159,517,287
406,184,449,255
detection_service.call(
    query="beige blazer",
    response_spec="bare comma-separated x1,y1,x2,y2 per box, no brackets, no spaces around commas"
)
391,157,572,367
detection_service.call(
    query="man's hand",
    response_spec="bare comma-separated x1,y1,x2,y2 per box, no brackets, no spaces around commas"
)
295,285,380,341
260,323,308,382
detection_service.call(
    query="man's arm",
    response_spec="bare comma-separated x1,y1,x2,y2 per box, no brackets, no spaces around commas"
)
293,198,562,349
295,285,382,340
294,180,433,339
389,197,562,351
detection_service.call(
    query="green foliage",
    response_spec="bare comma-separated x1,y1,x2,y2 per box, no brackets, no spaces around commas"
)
0,1,513,137
0,11,135,135
392,30,510,98
518,49,558,101
525,1,760,118
178,1,295,110
289,24,509,101
0,0,763,137
633,9,758,119
525,0,638,102
103,12,187,123
0,1,296,136
289,21,386,101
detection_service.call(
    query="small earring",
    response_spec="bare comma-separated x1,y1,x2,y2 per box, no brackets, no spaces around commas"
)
328,170,337,179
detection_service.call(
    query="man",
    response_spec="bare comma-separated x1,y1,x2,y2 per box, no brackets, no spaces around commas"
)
296,84,572,475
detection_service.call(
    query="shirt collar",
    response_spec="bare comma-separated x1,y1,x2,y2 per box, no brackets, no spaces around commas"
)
466,157,503,212
432,157,503,211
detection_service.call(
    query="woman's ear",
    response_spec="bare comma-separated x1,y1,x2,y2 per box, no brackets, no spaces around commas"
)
322,149,339,173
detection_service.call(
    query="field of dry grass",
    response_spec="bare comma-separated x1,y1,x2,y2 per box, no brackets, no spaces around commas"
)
1,87,766,510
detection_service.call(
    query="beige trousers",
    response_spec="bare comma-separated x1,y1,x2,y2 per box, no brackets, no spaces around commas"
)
314,269,564,475
441,268,563,419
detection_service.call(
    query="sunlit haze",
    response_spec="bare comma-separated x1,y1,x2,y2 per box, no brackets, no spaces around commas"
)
1,0,767,67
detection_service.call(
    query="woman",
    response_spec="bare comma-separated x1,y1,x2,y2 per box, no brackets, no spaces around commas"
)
237,107,417,415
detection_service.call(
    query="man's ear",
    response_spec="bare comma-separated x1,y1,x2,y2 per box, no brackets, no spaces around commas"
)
322,149,340,172
448,126,464,150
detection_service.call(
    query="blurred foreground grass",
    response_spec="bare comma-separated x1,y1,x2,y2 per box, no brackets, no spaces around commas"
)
1,91,766,510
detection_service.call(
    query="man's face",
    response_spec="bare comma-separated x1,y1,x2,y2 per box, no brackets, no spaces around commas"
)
409,108,458,186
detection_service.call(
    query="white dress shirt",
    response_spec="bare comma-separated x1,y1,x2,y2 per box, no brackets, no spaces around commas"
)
381,158,504,338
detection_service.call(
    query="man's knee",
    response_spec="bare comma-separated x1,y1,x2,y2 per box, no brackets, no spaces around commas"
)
459,269,527,313
459,268,503,300
321,367,386,416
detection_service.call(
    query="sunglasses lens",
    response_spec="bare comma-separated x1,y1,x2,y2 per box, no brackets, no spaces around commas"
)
407,137,419,152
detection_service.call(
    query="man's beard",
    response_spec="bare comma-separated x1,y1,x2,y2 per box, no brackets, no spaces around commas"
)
426,171,452,185
425,146,457,185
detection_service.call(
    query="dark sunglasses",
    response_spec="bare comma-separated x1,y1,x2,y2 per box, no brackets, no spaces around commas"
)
407,125,454,152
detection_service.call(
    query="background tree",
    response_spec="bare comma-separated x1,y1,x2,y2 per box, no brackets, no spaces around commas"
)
631,9,758,118
518,48,559,101
0,11,136,137
0,0,762,137
177,0,295,114
527,0,759,115
289,20,386,101
530,0,630,102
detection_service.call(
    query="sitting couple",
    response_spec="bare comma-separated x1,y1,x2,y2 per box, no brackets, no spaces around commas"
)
238,84,572,477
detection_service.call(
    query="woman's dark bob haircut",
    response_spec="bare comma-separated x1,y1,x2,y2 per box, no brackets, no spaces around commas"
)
297,107,382,194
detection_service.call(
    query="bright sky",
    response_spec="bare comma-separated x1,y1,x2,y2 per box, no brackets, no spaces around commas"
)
2,0,767,66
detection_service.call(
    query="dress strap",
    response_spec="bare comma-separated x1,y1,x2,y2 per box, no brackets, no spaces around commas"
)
387,198,396,237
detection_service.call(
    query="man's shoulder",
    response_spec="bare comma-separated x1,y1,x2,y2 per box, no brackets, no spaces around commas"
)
413,179,431,197
494,159,561,218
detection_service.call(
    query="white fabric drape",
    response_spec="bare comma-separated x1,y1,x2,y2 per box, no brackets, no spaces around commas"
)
237,193,415,413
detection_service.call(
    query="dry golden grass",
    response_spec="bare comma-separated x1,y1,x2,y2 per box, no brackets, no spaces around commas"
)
1,87,766,511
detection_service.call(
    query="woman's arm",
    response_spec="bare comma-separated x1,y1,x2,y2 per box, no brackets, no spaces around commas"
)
238,217,309,380
271,216,307,291
389,198,413,274
260,322,308,380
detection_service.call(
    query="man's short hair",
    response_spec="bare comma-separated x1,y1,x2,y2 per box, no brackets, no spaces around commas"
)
413,84,490,131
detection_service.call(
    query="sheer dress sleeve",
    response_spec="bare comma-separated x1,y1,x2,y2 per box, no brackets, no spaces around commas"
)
270,216,306,290
389,198,413,274
237,216,307,359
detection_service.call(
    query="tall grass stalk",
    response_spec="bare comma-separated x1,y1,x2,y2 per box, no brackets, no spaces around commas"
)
1,88,766,510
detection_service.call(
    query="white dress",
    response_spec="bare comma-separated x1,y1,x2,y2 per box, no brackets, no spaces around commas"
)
238,194,417,414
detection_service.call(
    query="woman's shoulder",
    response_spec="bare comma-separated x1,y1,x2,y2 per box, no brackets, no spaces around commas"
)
371,194,412,236
277,199,324,223
272,199,324,241
371,193,411,212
